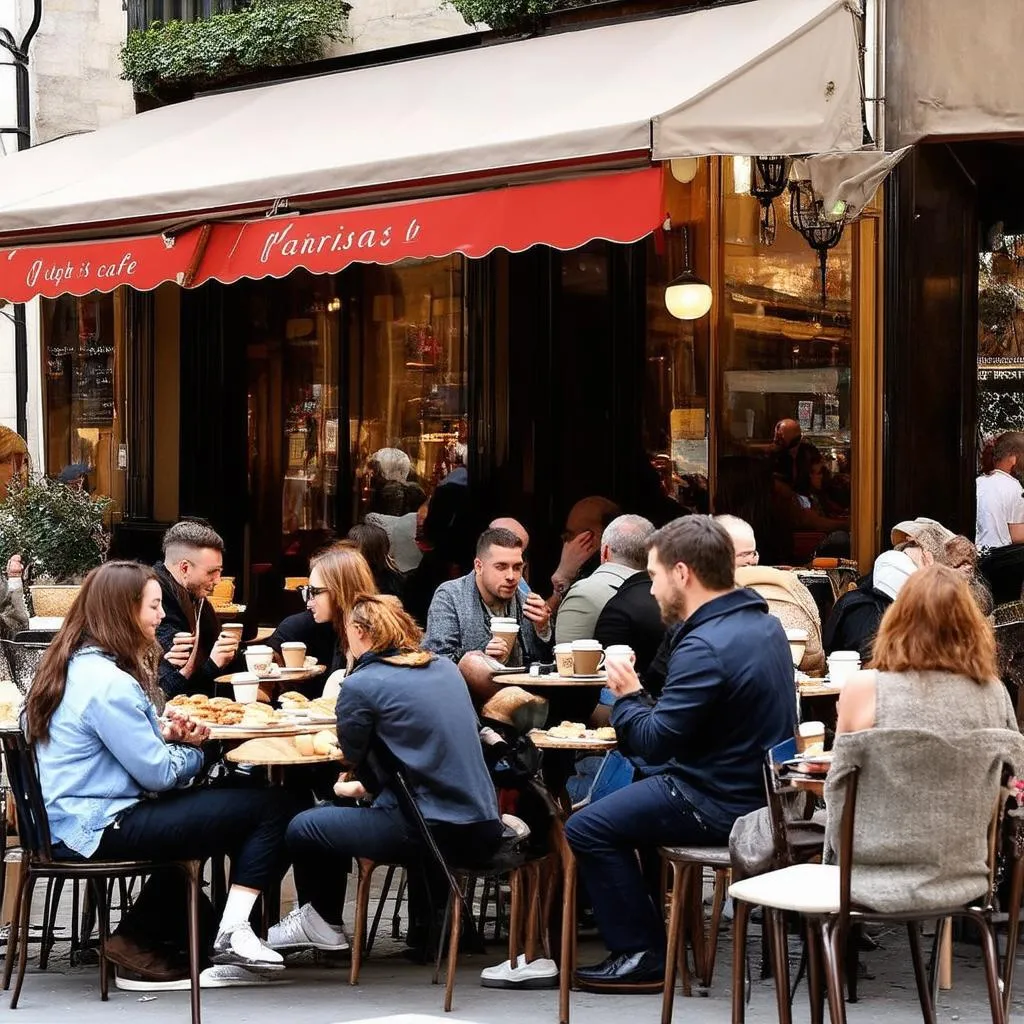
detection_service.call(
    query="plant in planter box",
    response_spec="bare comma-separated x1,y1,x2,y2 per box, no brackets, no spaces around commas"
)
0,476,112,616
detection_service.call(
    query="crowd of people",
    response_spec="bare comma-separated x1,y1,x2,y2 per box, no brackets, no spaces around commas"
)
8,430,1024,1000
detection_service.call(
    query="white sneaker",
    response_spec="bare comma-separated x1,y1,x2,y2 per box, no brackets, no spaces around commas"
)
480,953,559,989
115,965,288,991
212,922,285,970
266,903,350,952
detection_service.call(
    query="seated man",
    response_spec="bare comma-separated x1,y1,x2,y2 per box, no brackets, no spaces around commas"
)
154,520,243,699
565,516,795,991
423,527,552,706
556,515,654,646
977,431,1024,604
718,514,826,676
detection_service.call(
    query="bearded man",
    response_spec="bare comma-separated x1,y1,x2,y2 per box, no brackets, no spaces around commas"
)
564,515,795,991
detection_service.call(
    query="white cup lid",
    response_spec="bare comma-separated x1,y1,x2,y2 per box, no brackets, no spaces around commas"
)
233,672,259,684
828,651,861,661
281,642,306,649
571,640,602,649
246,645,273,654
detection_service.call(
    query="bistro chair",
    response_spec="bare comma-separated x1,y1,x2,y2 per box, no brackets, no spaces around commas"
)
994,619,1024,726
728,728,1024,1024
0,730,205,1024
0,640,48,696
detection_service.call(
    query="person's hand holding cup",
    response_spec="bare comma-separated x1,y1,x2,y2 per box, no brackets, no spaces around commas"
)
605,649,641,698
488,618,519,664
210,630,240,669
521,592,551,634
164,631,195,670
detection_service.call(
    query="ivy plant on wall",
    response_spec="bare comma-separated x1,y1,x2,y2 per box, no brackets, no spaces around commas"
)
446,0,581,31
120,0,351,96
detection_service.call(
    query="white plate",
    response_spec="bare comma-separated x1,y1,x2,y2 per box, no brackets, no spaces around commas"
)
280,665,315,673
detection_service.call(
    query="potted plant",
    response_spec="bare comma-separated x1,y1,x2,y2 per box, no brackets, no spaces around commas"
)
0,476,112,616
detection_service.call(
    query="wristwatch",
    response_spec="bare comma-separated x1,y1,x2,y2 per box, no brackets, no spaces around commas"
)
551,577,569,599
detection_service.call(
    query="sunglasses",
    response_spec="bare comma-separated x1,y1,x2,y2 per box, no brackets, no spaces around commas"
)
298,585,329,602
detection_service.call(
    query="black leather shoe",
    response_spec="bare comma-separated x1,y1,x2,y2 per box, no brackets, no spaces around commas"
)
575,949,665,992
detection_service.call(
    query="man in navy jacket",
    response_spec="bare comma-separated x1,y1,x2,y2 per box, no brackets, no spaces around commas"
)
565,516,795,990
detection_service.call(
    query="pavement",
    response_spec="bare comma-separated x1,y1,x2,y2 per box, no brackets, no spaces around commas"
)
3,873,1022,1024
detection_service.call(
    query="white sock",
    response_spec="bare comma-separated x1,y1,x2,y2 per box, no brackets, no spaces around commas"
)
219,887,259,932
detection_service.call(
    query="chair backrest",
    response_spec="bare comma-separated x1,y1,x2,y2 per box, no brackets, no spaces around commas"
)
1,729,54,860
828,726,1022,916
14,631,57,645
0,640,49,696
763,737,801,868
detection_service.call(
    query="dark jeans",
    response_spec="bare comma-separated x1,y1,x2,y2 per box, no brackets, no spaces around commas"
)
564,774,727,955
287,802,501,931
56,786,294,951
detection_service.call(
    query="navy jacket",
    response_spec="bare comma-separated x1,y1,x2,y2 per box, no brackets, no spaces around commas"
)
338,649,500,828
612,588,796,834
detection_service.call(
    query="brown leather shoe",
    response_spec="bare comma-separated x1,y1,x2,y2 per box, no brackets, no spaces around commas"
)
105,934,188,982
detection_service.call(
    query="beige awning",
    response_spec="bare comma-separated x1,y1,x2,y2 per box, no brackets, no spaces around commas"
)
0,0,863,241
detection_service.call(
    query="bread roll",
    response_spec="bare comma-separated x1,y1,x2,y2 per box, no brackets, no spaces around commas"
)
313,730,337,756
294,734,315,757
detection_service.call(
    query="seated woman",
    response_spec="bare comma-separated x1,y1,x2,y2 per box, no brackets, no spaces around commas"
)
347,522,405,598
26,561,292,982
268,593,502,955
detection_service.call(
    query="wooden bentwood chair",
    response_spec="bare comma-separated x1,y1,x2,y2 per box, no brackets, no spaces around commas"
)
0,730,205,1024
729,731,1024,1024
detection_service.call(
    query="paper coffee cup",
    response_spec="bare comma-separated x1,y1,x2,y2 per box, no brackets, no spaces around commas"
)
490,619,520,664
245,645,274,677
796,720,826,755
554,643,575,677
827,651,861,687
571,640,605,676
232,672,260,704
282,641,307,668
221,622,243,639
605,644,635,667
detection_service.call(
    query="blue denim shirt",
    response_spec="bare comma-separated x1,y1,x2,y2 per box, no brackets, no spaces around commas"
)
35,648,204,857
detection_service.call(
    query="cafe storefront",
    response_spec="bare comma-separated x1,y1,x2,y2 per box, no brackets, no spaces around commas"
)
0,0,885,606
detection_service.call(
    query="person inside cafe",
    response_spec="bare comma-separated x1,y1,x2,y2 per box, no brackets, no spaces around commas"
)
720,514,826,676
823,546,924,662
347,522,405,598
976,430,1024,605
548,496,622,613
565,516,795,991
154,519,243,700
555,515,655,646
0,426,29,638
424,527,552,706
26,561,292,983
272,593,502,959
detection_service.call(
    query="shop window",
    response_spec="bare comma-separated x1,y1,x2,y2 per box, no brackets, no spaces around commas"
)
348,256,467,523
717,158,853,566
42,292,124,515
244,272,339,563
977,238,1024,463
643,235,711,516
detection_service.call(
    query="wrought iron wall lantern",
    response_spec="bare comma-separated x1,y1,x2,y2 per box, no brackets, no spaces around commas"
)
663,219,712,321
749,156,790,245
788,179,846,307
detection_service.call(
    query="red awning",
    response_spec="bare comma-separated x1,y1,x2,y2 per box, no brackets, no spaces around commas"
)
0,226,210,302
0,168,663,302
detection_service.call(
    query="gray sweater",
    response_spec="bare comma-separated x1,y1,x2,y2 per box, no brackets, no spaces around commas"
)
423,570,552,667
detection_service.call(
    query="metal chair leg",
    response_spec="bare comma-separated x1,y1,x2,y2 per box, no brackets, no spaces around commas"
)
366,865,397,959
349,860,375,986
39,876,65,970
804,920,825,1024
766,909,793,1024
443,882,462,1013
94,878,110,1002
185,864,202,1024
907,921,936,1024
821,919,849,1024
391,869,407,940
558,853,577,1024
702,867,728,988
2,860,28,992
731,900,752,1024
965,910,1006,1024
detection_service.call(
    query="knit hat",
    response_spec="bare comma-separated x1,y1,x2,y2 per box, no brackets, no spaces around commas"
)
872,549,919,601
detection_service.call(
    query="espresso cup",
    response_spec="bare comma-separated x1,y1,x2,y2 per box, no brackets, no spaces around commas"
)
827,651,861,687
554,643,575,677
232,672,260,704
282,641,307,668
572,640,605,676
245,644,275,678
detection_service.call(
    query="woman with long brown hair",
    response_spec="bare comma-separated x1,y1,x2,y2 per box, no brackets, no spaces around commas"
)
268,593,501,956
836,563,1016,735
27,561,292,984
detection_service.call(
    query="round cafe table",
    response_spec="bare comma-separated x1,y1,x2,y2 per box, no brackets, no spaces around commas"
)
491,672,608,688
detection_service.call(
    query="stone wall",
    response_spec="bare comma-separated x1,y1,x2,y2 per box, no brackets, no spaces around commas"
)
343,0,478,53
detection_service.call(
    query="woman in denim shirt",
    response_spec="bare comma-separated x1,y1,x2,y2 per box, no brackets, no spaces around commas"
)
26,561,292,984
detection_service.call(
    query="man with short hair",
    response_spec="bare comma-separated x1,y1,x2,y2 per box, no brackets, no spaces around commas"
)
715,514,760,567
555,515,655,645
424,527,552,704
155,520,242,699
977,431,1024,604
565,516,795,991
548,496,622,613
